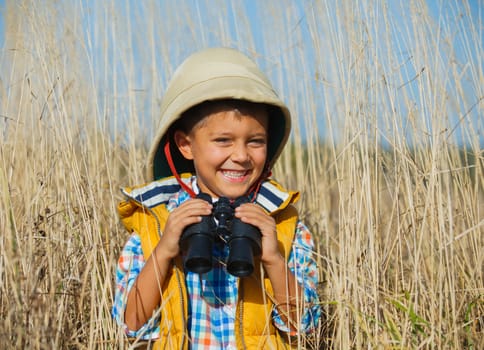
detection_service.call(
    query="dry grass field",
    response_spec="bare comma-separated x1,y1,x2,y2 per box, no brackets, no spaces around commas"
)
0,1,482,349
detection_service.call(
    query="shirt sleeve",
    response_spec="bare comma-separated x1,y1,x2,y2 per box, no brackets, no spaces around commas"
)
272,221,322,334
112,233,161,340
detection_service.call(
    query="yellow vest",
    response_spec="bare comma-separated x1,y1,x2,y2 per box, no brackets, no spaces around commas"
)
118,176,300,349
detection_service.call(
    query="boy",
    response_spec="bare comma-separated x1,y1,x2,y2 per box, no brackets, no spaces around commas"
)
113,48,320,349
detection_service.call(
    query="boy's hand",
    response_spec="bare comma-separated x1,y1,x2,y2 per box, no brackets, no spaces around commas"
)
234,203,282,266
156,198,213,259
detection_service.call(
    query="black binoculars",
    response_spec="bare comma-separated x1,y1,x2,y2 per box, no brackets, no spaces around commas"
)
179,193,262,277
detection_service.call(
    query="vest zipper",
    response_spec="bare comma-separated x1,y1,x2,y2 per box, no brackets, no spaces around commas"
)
174,264,187,349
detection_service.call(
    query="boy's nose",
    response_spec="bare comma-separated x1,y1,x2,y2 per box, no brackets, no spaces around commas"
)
231,144,250,163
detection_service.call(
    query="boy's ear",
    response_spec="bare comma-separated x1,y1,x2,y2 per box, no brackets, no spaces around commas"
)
173,130,194,160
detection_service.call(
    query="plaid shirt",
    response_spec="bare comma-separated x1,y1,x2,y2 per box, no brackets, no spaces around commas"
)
112,179,321,348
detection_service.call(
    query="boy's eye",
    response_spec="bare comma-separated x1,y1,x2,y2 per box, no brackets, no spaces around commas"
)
214,137,231,143
249,138,267,145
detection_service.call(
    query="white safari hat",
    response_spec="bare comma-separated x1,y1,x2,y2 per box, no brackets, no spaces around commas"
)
147,47,292,181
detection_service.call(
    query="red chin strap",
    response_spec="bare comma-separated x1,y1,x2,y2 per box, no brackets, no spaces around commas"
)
164,140,197,198
163,139,270,201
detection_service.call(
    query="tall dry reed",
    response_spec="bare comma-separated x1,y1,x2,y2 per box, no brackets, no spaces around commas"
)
0,0,482,349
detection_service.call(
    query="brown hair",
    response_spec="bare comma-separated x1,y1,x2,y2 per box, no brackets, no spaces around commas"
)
172,99,269,135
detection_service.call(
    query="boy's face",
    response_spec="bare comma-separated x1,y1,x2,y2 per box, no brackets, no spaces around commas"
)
175,107,268,199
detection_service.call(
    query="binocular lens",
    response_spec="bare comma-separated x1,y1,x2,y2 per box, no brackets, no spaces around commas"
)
227,237,255,277
183,234,213,274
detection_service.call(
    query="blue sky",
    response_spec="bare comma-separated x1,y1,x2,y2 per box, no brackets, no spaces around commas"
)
0,1,482,147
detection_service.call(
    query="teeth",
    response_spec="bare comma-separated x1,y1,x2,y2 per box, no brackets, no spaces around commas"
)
222,170,246,178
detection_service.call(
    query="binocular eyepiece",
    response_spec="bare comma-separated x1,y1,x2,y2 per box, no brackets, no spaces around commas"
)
179,193,262,277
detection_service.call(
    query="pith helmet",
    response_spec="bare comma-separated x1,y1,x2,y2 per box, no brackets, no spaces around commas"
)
147,47,292,181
